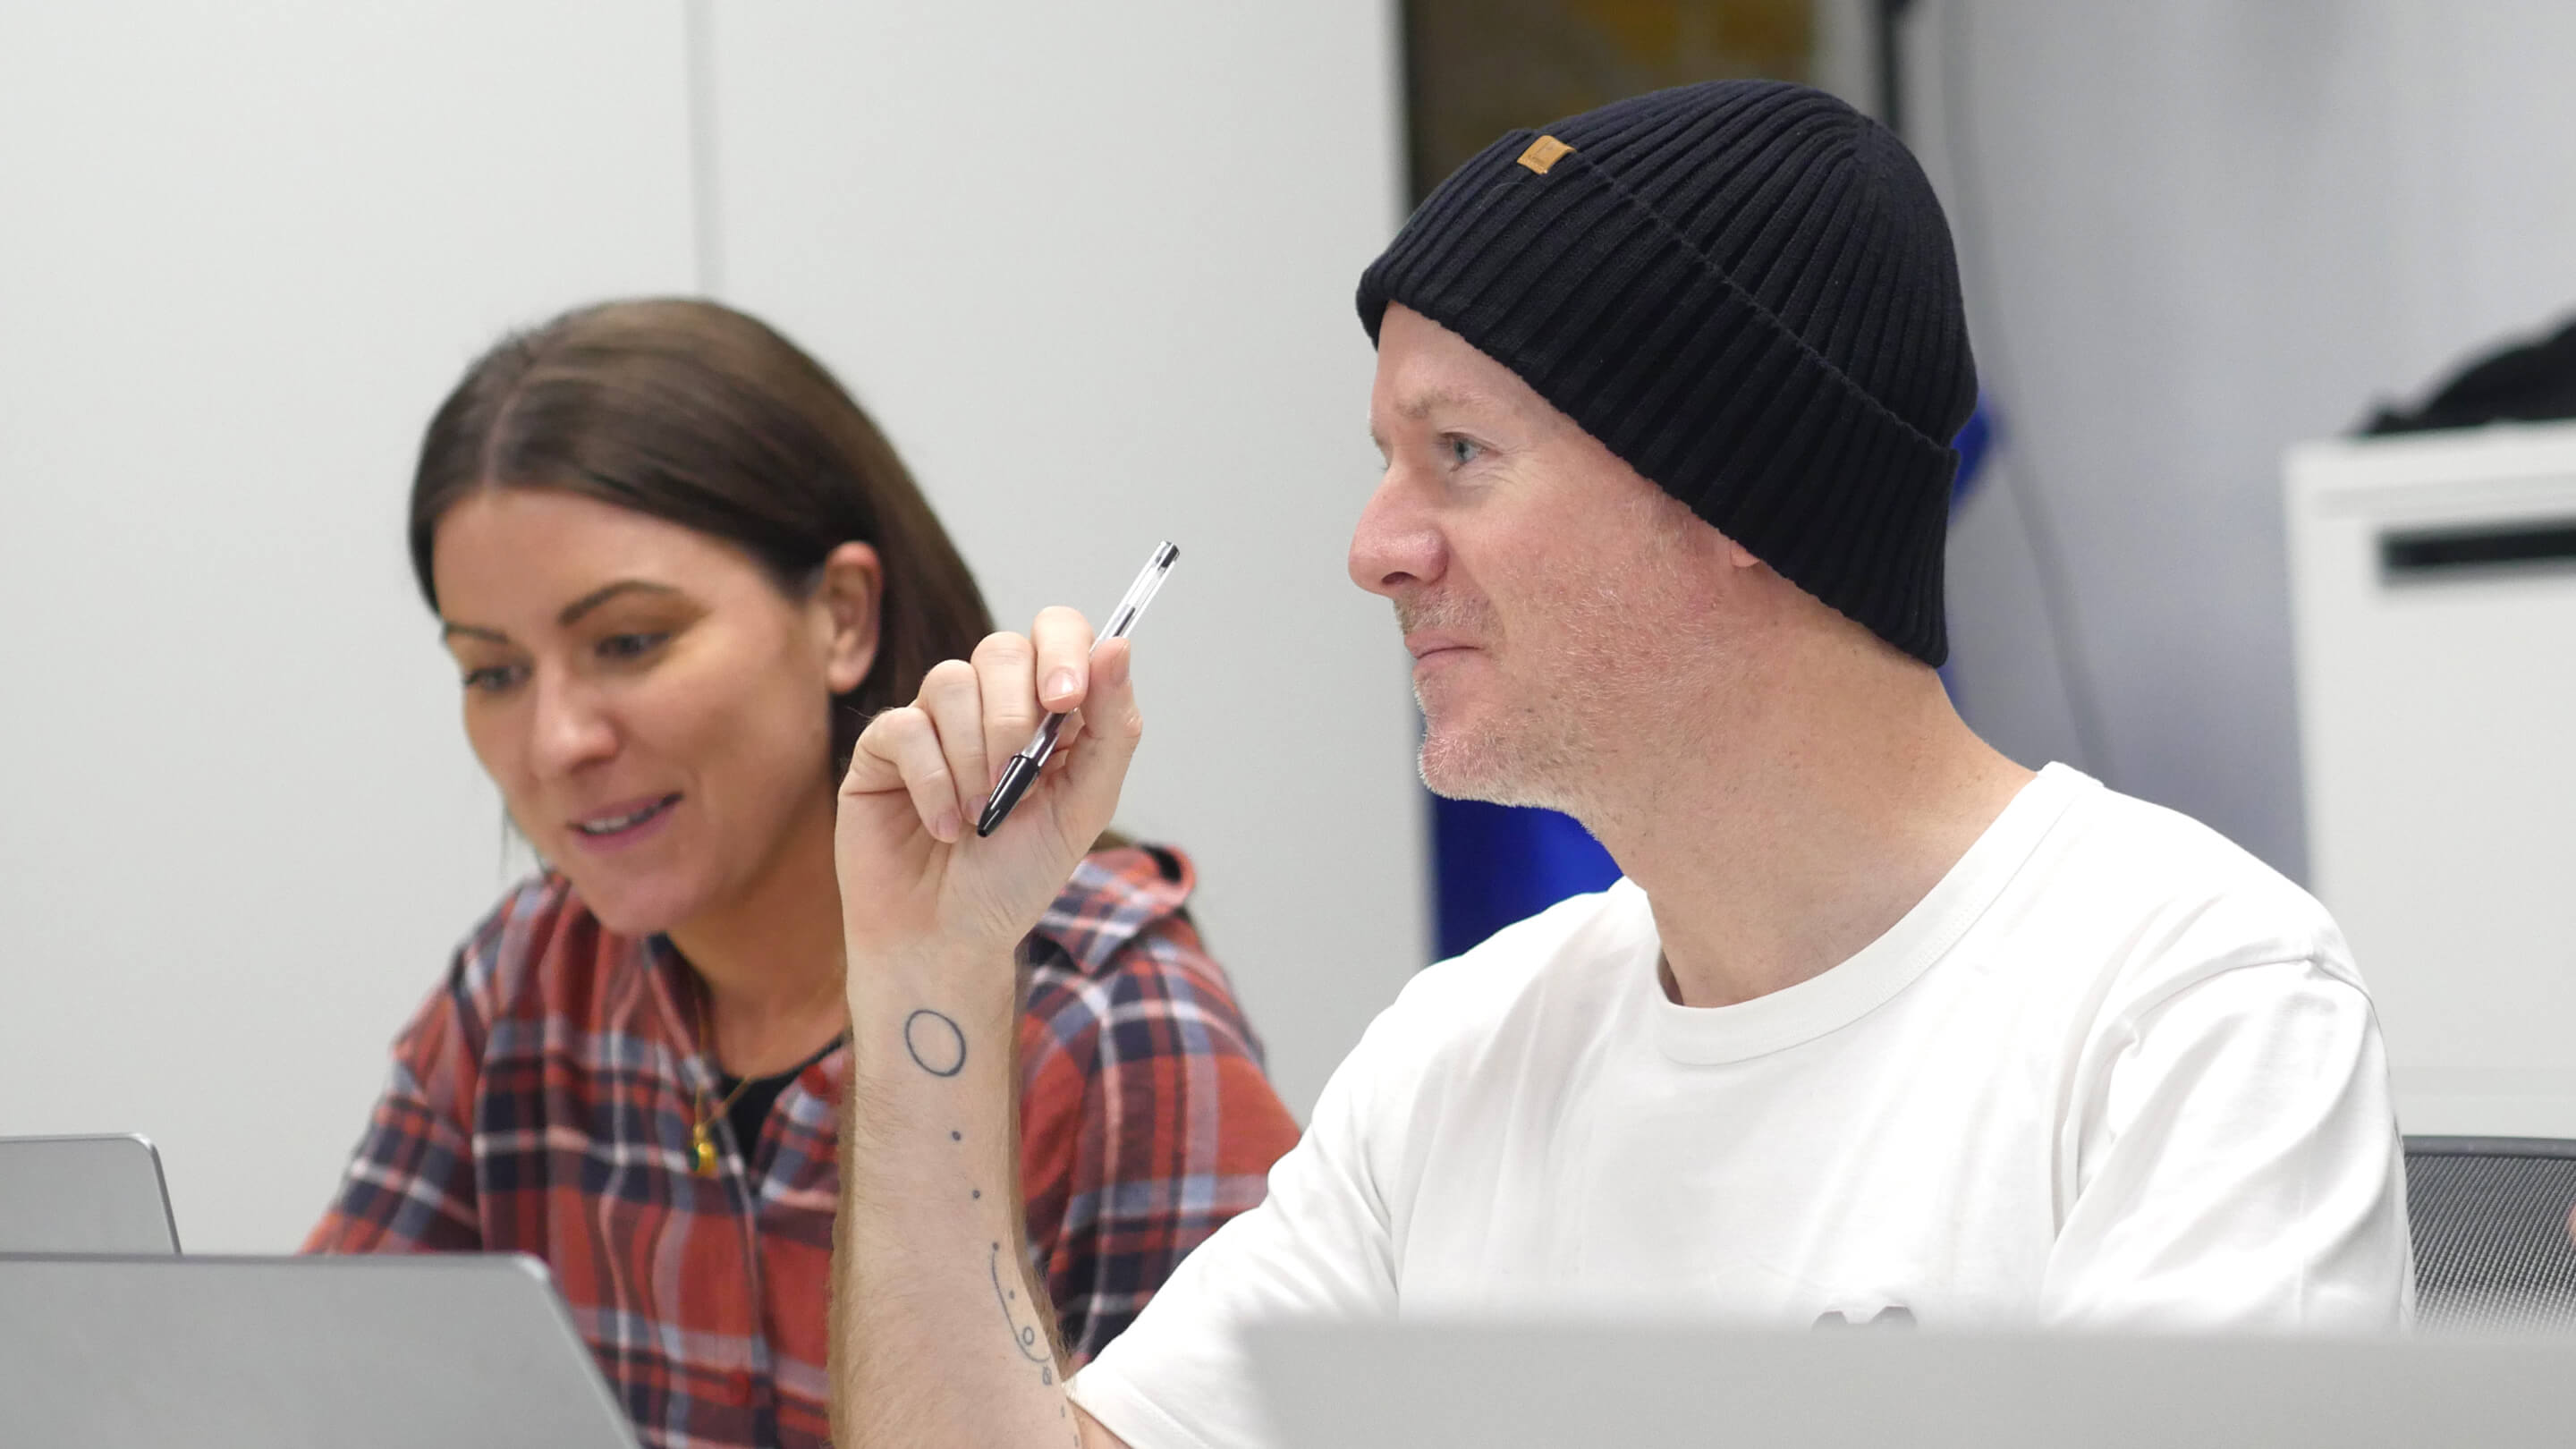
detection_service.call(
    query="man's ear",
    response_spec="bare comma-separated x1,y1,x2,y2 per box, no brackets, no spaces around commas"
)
813,541,883,694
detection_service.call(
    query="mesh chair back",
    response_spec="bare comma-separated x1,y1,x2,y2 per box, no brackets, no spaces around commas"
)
2405,1136,2576,1335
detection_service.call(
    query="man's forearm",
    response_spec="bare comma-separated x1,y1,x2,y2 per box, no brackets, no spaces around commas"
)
832,946,1085,1448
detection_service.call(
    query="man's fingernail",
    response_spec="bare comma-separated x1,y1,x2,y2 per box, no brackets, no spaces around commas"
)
1043,669,1078,702
932,808,961,843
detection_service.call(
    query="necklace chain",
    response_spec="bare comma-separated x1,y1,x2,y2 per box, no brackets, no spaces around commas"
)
689,979,758,1177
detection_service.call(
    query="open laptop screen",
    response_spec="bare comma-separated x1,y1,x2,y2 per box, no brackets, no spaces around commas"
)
0,1133,180,1254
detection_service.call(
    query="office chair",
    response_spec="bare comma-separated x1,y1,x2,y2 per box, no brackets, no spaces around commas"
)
2404,1136,2576,1334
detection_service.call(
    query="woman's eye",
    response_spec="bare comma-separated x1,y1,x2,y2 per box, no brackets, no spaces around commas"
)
462,665,524,693
598,632,669,662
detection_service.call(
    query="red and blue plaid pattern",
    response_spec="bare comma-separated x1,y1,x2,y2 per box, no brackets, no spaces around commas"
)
305,845,1300,1449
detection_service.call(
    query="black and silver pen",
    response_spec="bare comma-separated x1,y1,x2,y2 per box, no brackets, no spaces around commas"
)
976,540,1180,837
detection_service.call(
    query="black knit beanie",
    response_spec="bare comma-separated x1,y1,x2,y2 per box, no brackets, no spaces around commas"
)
1358,79,1977,665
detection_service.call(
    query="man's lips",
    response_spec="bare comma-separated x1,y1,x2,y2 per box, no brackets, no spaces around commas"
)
1403,631,1479,661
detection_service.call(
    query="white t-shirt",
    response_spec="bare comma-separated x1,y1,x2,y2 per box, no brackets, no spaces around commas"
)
1072,765,2412,1447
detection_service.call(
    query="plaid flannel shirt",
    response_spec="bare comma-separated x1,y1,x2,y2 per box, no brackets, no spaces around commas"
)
305,845,1300,1449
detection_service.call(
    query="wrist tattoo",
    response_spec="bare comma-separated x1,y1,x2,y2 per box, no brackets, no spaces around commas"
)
989,1240,1053,1377
902,1008,967,1077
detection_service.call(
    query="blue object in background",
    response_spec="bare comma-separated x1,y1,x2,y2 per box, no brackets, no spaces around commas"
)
1939,393,1996,698
1431,794,1621,961
1424,394,2001,962
1952,394,1994,508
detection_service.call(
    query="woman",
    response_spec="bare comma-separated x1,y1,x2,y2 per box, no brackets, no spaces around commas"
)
306,299,1301,1449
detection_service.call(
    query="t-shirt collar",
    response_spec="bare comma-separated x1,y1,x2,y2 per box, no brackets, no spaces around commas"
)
1642,762,2095,1065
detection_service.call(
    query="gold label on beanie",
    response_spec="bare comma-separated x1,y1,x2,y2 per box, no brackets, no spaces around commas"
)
1516,135,1573,174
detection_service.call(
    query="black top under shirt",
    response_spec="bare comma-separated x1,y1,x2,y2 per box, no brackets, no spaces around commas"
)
717,1036,843,1167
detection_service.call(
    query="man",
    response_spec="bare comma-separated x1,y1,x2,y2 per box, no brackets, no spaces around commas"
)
824,80,2411,1448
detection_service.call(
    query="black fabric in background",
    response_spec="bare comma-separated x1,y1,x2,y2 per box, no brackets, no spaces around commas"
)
2366,314,2576,435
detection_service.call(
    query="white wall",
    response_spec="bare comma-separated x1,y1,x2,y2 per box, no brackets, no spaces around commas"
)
1891,0,2576,882
699,1,1420,1125
0,1,1416,1253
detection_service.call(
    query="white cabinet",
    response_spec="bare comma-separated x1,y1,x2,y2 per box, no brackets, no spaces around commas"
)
2286,424,2576,1136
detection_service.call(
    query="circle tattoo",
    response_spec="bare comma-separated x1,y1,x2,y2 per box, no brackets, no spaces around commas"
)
902,1009,968,1077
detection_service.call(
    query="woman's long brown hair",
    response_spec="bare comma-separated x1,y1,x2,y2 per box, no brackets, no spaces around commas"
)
408,298,995,769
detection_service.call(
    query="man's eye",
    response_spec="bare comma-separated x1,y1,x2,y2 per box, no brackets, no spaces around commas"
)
1445,436,1482,466
599,632,669,661
462,665,525,693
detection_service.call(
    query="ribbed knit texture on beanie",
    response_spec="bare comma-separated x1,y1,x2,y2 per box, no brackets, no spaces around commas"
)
1358,80,1977,665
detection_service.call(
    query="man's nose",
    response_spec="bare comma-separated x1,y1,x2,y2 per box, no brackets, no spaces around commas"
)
1348,468,1446,599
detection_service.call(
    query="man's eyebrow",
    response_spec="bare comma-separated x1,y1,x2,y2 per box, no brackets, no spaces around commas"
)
1395,386,1485,421
557,580,682,627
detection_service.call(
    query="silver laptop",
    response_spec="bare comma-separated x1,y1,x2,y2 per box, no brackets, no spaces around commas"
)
0,1133,181,1253
1249,1320,2576,1448
0,1253,640,1449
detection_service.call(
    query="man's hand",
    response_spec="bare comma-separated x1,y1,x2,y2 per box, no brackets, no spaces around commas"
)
836,606,1142,970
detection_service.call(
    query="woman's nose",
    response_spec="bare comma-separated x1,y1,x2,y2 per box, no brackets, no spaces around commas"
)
528,670,618,776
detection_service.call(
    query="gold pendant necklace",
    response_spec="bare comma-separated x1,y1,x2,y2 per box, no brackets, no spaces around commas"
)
690,981,756,1178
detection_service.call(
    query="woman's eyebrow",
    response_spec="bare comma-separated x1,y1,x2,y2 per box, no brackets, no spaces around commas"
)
557,580,682,627
438,580,683,643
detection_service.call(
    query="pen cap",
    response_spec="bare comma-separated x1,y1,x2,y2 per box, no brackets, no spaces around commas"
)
1102,541,1179,640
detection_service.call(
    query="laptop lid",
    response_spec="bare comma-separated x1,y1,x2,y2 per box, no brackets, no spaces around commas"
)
1248,1320,2576,1448
0,1253,640,1449
0,1133,181,1254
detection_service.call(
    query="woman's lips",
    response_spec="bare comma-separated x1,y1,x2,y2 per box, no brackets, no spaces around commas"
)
566,792,682,851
